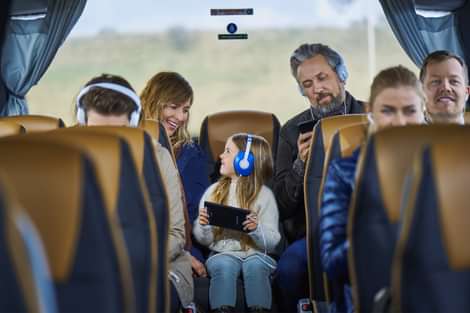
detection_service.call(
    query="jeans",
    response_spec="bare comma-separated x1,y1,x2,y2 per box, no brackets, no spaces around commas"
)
206,253,276,309
274,238,309,313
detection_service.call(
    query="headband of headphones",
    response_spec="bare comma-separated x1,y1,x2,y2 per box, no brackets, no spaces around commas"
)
234,134,255,176
76,82,142,127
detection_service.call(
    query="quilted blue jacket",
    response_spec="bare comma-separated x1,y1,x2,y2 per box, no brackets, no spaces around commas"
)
319,148,360,313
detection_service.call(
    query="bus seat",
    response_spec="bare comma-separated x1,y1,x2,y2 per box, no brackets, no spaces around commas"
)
199,110,281,183
58,126,170,313
0,120,25,137
0,175,56,313
139,118,175,162
392,139,470,312
303,114,366,303
21,130,157,313
0,140,131,312
349,125,470,313
0,115,65,132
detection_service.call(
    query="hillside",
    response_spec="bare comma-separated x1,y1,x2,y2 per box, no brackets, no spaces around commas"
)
28,23,416,134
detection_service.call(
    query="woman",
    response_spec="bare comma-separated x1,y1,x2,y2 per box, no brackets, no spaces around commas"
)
319,65,426,313
141,71,210,275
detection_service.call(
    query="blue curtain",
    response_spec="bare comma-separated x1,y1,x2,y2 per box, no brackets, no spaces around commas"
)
0,0,87,116
379,0,465,67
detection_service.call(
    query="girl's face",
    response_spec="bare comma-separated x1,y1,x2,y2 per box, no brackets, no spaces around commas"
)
370,86,425,132
159,98,191,136
219,138,239,179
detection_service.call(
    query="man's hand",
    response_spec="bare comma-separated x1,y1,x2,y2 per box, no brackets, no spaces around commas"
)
191,255,207,277
297,131,313,162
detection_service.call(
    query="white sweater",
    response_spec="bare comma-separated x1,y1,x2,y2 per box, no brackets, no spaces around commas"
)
193,181,281,258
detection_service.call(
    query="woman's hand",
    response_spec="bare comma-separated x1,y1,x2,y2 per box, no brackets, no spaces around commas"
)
243,212,258,232
190,255,207,277
198,207,210,225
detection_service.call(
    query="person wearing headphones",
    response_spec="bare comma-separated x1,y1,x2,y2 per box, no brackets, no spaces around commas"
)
273,43,364,312
75,73,193,313
193,133,281,313
419,50,470,124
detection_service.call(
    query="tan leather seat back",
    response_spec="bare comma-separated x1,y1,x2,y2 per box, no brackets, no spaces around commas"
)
0,121,25,137
1,115,65,132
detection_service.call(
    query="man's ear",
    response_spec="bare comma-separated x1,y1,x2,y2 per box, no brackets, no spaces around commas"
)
465,86,470,101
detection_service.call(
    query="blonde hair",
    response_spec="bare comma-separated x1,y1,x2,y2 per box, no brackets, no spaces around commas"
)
369,65,426,111
210,133,273,250
140,72,193,151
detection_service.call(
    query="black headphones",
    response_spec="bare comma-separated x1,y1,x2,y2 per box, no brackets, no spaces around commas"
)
233,134,255,176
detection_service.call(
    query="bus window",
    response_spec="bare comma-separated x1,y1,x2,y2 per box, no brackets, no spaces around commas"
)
27,0,415,134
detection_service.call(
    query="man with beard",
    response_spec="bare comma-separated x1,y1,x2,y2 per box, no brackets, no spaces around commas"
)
420,50,470,124
273,43,364,313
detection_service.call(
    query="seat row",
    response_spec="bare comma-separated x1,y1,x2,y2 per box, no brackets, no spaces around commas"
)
303,115,470,313
0,120,174,312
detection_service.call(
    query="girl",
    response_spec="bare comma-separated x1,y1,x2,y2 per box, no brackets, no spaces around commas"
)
140,72,210,276
319,65,426,313
193,133,281,313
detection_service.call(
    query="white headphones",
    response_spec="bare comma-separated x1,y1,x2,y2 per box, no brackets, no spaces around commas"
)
76,82,142,127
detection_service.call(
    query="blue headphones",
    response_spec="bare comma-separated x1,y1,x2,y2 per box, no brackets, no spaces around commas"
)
233,134,255,177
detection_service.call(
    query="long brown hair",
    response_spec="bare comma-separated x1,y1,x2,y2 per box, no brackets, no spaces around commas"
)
140,72,193,150
210,133,273,249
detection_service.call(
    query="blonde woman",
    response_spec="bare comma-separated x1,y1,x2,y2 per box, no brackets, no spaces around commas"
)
141,72,210,275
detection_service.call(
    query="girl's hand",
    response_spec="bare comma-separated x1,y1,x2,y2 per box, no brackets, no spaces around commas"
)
190,255,207,277
243,212,258,232
199,207,210,225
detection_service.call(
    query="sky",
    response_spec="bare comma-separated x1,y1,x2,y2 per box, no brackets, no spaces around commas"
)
70,0,384,37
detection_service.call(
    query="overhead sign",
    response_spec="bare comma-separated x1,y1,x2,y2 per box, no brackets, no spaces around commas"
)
218,34,248,40
210,8,254,16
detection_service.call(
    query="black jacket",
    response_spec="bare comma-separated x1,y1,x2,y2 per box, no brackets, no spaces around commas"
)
273,91,364,242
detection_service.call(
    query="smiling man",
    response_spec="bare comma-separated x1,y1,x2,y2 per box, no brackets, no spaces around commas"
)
420,50,470,124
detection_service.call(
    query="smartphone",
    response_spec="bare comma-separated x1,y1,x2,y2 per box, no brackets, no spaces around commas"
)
297,119,315,134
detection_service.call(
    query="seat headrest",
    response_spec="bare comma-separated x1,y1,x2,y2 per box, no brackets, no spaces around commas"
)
336,123,368,158
202,110,279,160
0,140,82,282
319,114,367,154
1,115,65,132
15,131,122,217
371,124,470,223
139,119,160,142
60,126,146,174
0,120,25,137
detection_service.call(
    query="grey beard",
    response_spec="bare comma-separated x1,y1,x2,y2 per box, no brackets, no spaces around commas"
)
310,94,345,119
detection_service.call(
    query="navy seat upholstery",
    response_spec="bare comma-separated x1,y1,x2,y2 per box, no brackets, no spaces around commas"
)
0,176,54,313
349,125,470,313
393,140,470,312
304,114,366,303
0,140,130,312
60,126,170,313
28,129,157,313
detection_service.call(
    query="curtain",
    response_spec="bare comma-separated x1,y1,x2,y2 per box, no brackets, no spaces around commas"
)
379,0,465,67
0,0,87,116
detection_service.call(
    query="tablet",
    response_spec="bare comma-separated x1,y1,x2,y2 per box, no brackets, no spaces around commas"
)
204,201,250,232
